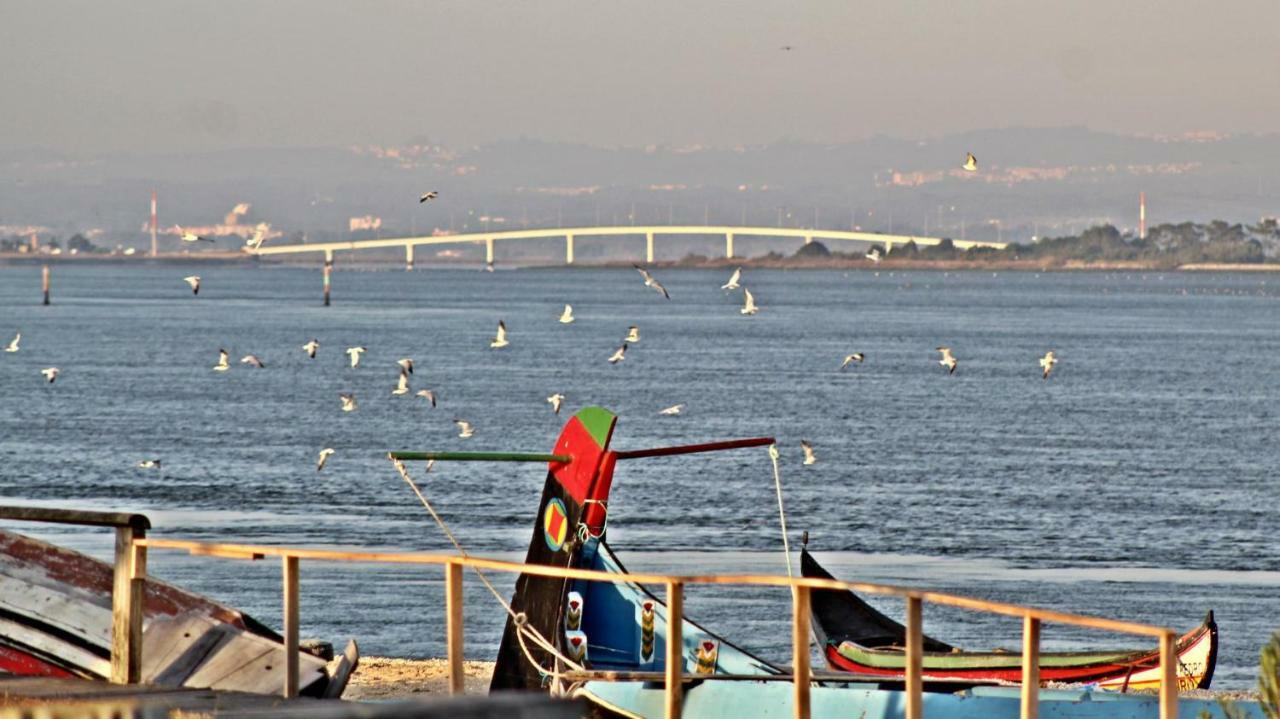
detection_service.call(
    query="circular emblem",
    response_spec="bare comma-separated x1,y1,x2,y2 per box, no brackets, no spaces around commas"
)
543,498,569,551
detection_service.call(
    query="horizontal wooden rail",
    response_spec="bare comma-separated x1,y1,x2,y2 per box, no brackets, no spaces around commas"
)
0,505,150,530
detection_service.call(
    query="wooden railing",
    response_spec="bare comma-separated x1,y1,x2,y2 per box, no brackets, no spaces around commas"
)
130,537,1182,719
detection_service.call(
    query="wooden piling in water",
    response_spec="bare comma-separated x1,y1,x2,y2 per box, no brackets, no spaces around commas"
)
322,261,332,306
42,265,50,305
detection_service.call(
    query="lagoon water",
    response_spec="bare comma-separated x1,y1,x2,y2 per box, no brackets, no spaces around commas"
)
0,263,1277,688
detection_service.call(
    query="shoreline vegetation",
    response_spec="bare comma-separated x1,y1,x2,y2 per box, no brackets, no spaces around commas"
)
4,221,1280,272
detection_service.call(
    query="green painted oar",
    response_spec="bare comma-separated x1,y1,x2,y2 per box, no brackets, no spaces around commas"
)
388,451,571,463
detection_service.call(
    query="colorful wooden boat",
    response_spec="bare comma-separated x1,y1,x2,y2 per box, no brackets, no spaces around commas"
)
801,547,1217,691
0,527,355,696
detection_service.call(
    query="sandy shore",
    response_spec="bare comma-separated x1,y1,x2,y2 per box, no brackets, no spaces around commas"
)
344,657,496,700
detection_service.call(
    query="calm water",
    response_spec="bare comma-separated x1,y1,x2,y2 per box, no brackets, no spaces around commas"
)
0,263,1277,688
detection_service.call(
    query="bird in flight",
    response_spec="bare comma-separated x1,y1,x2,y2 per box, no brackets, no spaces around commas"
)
392,369,411,395
659,403,685,416
419,191,439,203
3,332,19,353
183,276,201,295
137,459,162,470
625,326,640,343
397,358,414,375
740,288,759,315
240,354,265,368
937,346,958,375
962,153,978,172
608,343,627,364
453,419,475,438
177,227,213,243
490,320,509,349
41,367,60,383
547,393,565,415
840,353,865,369
302,339,320,358
721,268,742,290
801,440,817,466
1039,351,1058,379
780,45,795,51
559,304,575,324
213,349,230,372
339,393,358,412
865,248,882,263
345,346,367,368
317,448,335,471
415,389,437,407
633,264,670,299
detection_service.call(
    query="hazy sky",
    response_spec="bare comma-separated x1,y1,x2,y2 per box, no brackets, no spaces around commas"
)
3,0,1278,154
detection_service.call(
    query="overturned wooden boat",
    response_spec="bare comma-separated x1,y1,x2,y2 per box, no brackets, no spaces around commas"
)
0,527,356,697
801,548,1217,691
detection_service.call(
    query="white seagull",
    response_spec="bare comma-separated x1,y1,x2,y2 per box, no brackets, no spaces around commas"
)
178,227,212,243
240,354,265,368
392,369,411,395
397,358,414,375
137,459,162,470
801,440,817,466
547,393,565,415
625,326,640,343
962,152,978,172
302,339,320,358
183,276,201,295
937,346,958,375
419,191,439,203
721,267,742,290
41,367,60,383
633,264,670,299
865,248,882,263
740,288,759,315
3,332,19,353
490,320,509,349
659,403,685,416
339,393,358,412
558,304,575,324
840,353,865,369
1039,351,1058,380
453,419,475,438
213,349,230,372
608,343,627,364
415,389,437,407
316,448,335,471
345,346,366,368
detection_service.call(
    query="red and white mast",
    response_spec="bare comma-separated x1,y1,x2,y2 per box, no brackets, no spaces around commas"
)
150,191,158,257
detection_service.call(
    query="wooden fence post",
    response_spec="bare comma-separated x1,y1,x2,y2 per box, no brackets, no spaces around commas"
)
1021,615,1041,719
283,555,299,698
904,595,923,719
792,585,811,719
665,581,683,719
42,265,50,305
446,560,465,695
1160,631,1178,719
110,522,146,684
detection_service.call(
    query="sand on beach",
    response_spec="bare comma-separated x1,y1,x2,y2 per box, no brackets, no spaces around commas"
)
343,657,496,700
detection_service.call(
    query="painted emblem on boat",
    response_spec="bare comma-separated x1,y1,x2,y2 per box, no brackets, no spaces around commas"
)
695,639,718,674
640,600,656,661
543,498,569,551
566,591,583,631
565,630,589,663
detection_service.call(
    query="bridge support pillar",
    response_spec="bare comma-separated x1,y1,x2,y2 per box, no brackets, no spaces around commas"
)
485,237,494,265
726,233,735,258
645,232,654,263
405,245,414,271
566,234,575,264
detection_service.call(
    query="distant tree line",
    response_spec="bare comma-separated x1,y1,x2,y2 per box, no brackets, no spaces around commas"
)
0,233,105,253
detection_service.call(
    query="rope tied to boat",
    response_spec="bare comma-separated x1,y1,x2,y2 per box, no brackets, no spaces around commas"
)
388,455,586,684
769,443,794,578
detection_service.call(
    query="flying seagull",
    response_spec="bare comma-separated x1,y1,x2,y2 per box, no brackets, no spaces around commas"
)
213,349,230,372
339,393,358,412
801,440,817,466
780,45,795,51
547,393,565,415
490,320,509,349
183,276,201,295
345,346,366,368
1039,351,1058,380
740,288,759,315
419,191,438,203
392,369,411,395
317,448,335,471
137,459,162,470
937,346,958,375
302,339,320,358
415,389,437,407
633,264,670,299
240,354,265,368
453,419,475,438
397,358,414,375
840,353,865,369
41,367,59,383
608,343,627,364
659,403,685,416
558,304,575,324
865,248,882,263
962,153,978,172
721,268,742,290
3,332,19,353
178,227,212,243
625,326,640,343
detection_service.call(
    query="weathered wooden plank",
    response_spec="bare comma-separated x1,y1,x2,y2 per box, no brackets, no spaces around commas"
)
142,614,233,685
111,523,145,684
283,555,300,698
0,506,149,530
446,561,464,696
0,616,108,677
321,639,359,699
205,644,325,696
181,626,327,695
664,581,682,719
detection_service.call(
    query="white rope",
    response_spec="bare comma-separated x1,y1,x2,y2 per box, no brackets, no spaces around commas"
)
768,444,794,578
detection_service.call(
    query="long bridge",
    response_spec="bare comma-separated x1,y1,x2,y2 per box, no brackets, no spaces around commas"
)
248,224,1008,267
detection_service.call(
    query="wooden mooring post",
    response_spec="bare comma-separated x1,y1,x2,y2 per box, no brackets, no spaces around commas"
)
42,265,50,305
282,555,300,698
322,257,332,307
446,560,465,695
